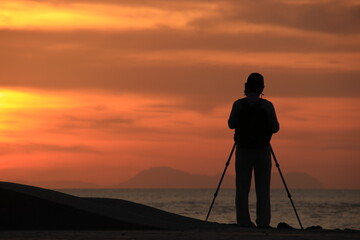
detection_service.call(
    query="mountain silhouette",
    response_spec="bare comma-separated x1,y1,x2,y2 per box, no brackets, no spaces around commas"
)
118,167,234,189
118,166,323,189
272,172,324,189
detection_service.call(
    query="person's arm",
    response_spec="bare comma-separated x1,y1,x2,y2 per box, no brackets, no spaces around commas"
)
228,100,241,129
263,101,280,133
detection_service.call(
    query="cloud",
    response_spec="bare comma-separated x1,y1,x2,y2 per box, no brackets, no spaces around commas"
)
0,142,99,155
59,114,134,130
0,0,359,112
0,0,217,30
2,1,358,34
190,0,360,35
0,27,358,102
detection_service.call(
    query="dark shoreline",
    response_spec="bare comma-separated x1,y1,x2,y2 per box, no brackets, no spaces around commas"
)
1,229,359,240
1,182,358,240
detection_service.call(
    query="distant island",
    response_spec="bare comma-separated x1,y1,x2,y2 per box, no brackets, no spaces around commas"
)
118,166,324,189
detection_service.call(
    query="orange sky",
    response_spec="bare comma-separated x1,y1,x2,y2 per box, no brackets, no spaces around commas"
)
0,0,359,189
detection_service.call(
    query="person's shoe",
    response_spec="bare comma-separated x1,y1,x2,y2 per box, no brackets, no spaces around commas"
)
277,222,295,229
257,225,274,229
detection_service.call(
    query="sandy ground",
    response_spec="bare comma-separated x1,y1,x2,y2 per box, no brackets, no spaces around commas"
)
1,230,359,240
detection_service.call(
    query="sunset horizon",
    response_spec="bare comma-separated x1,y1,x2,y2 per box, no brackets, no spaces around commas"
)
1,0,359,190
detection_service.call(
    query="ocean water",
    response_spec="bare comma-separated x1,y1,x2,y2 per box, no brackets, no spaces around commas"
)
59,188,360,230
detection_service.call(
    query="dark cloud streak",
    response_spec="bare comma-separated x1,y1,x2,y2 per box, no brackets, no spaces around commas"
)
0,142,100,155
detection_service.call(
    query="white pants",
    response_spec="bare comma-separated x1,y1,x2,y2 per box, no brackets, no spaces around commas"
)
235,146,272,227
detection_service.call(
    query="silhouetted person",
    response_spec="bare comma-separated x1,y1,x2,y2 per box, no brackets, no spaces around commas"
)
228,73,279,228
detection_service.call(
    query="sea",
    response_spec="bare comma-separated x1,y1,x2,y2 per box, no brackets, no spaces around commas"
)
59,188,360,230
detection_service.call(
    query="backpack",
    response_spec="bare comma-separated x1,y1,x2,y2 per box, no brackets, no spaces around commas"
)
234,98,272,148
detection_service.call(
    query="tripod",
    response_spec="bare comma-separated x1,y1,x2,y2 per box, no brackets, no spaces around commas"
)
205,143,304,230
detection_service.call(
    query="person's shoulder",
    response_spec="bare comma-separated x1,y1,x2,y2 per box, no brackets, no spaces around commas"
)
260,98,275,109
233,97,247,105
259,98,272,104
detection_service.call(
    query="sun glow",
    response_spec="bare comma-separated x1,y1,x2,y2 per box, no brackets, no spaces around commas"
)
0,89,72,109
0,89,74,135
0,1,217,30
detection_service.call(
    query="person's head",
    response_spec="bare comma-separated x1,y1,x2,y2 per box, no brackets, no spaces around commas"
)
244,72,264,96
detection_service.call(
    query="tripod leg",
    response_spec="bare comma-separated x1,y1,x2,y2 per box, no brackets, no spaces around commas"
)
270,145,304,230
205,142,236,222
